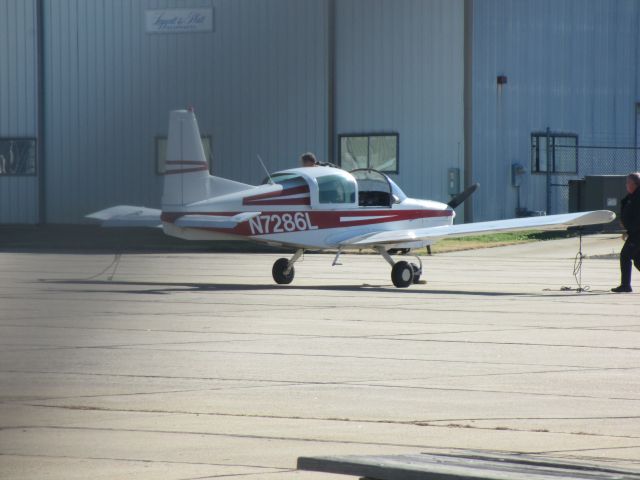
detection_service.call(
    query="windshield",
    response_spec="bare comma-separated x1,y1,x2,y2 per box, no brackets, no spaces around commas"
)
349,168,405,206
387,177,407,202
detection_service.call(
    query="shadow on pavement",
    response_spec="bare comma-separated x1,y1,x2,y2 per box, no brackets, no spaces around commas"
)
36,278,602,297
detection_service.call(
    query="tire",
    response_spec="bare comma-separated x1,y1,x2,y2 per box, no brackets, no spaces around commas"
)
272,258,295,284
410,262,421,283
391,261,413,288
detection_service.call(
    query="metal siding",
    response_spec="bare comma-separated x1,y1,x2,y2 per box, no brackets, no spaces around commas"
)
472,0,640,220
43,0,328,223
335,0,465,210
19,0,638,223
0,0,38,223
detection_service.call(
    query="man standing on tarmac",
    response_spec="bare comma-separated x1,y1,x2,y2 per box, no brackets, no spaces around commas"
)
612,172,640,293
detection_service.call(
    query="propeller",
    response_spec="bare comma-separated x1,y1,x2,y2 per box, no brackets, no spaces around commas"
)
447,182,479,209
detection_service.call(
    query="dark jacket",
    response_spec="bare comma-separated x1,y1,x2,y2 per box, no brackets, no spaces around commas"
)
620,189,640,237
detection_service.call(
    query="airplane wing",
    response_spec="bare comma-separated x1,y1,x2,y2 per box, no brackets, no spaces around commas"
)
87,207,261,229
86,205,162,227
174,211,261,229
339,210,616,247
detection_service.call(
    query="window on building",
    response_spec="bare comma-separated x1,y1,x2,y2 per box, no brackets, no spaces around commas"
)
339,133,398,173
531,132,578,174
0,138,37,176
156,135,212,174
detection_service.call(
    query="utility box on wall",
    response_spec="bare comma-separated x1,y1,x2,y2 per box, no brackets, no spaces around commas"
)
447,168,460,196
569,175,625,232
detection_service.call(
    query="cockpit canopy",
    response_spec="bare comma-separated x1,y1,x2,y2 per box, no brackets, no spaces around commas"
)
350,168,406,207
263,167,404,208
317,174,356,204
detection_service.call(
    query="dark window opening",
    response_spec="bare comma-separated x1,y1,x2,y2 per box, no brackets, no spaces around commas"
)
531,132,578,174
0,138,37,176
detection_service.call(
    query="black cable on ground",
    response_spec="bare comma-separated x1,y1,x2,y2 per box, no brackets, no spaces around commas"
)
85,253,122,281
558,229,590,293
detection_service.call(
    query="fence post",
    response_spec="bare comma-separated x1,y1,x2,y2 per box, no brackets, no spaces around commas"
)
546,127,551,215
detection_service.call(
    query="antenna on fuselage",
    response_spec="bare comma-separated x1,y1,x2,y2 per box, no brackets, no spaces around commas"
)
257,154,274,184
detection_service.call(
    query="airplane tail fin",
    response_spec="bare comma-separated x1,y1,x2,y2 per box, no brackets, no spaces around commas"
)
161,109,252,208
161,109,211,207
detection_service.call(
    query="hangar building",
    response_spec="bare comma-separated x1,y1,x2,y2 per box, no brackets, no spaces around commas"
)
1,0,639,224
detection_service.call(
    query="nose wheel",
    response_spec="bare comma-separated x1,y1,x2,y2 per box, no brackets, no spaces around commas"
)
377,246,423,288
391,261,414,288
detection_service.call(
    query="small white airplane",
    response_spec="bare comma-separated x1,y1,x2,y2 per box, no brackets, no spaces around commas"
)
88,108,616,288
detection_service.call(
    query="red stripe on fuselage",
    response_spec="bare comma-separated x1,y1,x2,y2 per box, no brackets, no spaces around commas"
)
161,209,452,236
312,210,449,228
245,197,311,206
166,160,208,166
243,185,310,205
164,166,209,175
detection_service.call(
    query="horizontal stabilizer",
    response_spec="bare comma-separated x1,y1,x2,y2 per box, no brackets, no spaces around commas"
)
86,205,162,228
174,211,261,229
340,210,616,247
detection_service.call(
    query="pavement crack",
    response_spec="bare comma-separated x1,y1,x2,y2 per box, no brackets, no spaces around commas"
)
0,425,454,449
375,337,640,351
0,452,284,470
15,405,640,440
175,469,296,480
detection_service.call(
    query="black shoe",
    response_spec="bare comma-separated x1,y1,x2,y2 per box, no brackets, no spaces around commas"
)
611,285,632,293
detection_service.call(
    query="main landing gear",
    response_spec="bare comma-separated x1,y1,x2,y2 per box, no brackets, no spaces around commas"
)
272,249,304,285
376,246,422,288
271,247,422,288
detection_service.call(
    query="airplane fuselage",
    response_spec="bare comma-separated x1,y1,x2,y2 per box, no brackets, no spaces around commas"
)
159,166,454,249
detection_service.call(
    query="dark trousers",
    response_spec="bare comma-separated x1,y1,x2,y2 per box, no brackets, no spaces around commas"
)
620,236,640,287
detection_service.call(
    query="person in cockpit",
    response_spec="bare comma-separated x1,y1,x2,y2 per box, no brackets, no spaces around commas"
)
300,152,318,167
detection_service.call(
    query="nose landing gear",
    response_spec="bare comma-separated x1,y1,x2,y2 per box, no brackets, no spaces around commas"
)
377,246,423,288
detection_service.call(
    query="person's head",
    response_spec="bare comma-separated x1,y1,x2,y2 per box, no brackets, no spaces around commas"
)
300,152,317,167
626,172,640,194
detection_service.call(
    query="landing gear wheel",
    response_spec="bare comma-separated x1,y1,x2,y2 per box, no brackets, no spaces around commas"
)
272,258,295,284
410,262,421,283
391,261,413,288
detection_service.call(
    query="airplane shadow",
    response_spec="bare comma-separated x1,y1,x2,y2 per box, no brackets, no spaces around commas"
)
37,279,603,297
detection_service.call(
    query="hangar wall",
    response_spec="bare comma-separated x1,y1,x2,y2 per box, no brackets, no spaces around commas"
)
39,0,464,224
335,0,465,210
0,0,39,223
2,0,639,224
43,0,329,223
472,0,640,220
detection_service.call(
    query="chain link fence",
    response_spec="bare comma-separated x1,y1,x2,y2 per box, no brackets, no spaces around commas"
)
549,146,640,214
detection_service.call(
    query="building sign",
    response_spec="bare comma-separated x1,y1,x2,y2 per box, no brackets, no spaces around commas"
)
145,8,214,34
